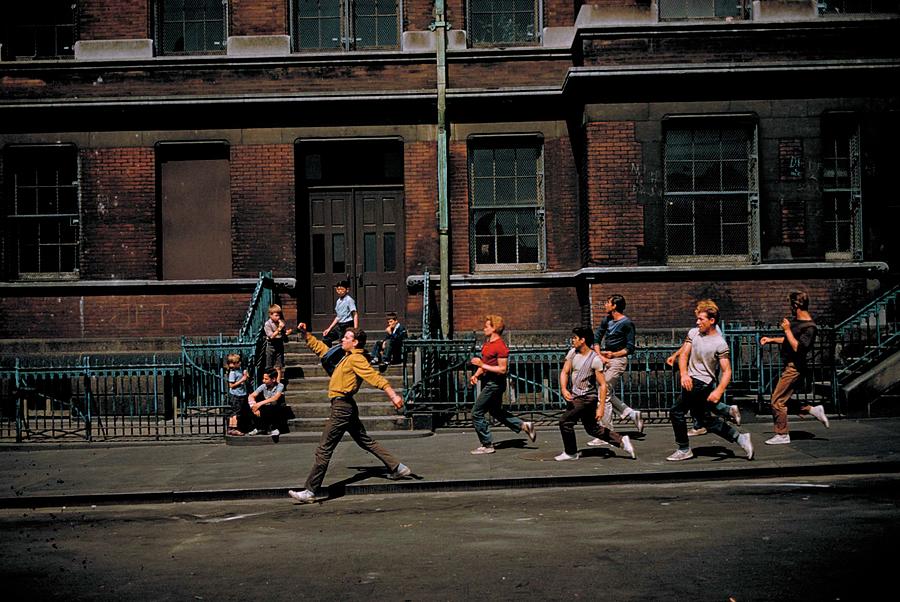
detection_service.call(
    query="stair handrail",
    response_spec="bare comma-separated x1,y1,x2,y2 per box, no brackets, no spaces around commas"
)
239,271,275,344
834,283,900,334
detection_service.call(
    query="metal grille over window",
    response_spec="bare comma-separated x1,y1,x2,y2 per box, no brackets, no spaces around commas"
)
1,2,76,60
295,0,399,51
4,146,80,278
468,142,545,270
822,119,863,260
468,0,539,46
157,0,227,55
664,125,759,263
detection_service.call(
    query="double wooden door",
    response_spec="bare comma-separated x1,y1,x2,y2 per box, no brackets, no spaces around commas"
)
308,188,405,332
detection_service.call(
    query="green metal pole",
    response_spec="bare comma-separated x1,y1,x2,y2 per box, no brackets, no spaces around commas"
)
433,0,451,338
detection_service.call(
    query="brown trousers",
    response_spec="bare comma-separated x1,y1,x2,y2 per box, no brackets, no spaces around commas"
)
304,396,401,492
771,363,812,435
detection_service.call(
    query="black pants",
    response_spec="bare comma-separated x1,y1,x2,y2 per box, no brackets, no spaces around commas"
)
252,402,284,433
324,320,354,346
558,394,623,455
670,379,739,449
228,394,251,432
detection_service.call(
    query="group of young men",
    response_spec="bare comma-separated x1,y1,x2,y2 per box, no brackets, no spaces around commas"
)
277,286,829,505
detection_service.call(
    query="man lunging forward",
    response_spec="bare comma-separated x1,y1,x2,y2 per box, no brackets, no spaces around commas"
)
557,327,635,461
667,305,753,462
289,323,411,504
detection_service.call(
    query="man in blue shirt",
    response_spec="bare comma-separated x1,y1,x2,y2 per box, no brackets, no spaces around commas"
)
590,294,644,444
323,279,358,346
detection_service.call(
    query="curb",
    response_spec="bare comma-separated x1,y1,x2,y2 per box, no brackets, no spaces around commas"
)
3,460,899,509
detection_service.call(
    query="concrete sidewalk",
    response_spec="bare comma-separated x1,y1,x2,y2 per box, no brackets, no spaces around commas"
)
2,416,899,507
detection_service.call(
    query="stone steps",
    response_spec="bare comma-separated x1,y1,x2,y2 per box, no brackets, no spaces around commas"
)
288,414,411,432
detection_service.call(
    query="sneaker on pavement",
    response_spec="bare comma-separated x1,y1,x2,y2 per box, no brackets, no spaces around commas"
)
246,429,260,436
687,427,707,437
470,446,496,455
729,405,742,426
666,448,693,462
621,435,636,459
554,451,581,461
288,489,327,504
738,432,754,460
586,438,610,447
765,434,791,445
632,410,645,433
521,421,537,443
269,429,280,437
389,463,412,479
809,405,830,428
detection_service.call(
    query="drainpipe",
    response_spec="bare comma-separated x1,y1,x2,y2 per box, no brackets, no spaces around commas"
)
432,0,451,338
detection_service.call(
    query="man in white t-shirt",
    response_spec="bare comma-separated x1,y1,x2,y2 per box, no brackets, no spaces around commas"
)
666,306,753,462
556,327,635,461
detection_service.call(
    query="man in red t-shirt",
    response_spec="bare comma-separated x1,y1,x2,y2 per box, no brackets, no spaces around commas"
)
469,314,536,454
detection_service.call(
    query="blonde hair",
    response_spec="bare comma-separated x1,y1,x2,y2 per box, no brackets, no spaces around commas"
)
485,314,505,334
694,299,719,315
268,304,282,315
225,353,241,365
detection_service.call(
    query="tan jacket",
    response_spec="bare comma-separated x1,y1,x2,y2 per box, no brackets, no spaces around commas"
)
305,333,390,398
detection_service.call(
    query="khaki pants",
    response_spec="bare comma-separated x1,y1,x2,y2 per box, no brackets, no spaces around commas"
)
771,363,812,435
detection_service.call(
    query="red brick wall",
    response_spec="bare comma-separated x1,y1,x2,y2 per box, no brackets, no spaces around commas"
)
452,287,581,332
408,0,436,31
544,136,581,270
544,0,577,27
80,147,157,279
449,140,470,273
80,0,150,40
0,293,248,338
403,140,439,279
584,122,643,266
589,279,871,329
231,0,288,36
231,144,295,278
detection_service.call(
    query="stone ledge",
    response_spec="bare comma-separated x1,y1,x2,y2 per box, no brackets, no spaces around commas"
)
752,0,819,21
542,27,577,48
576,3,659,27
74,39,154,61
226,35,291,57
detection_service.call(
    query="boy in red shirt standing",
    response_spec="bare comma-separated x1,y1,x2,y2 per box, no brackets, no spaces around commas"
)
469,314,536,454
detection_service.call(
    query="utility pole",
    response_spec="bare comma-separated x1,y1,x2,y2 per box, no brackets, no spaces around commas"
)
432,0,451,338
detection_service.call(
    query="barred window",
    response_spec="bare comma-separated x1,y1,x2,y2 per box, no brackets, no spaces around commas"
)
468,0,540,46
663,123,760,263
294,0,399,51
1,2,77,60
468,139,545,270
155,0,227,55
821,116,863,259
3,146,80,279
819,1,900,14
658,0,743,20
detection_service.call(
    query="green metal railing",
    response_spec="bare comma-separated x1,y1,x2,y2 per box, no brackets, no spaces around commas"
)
833,284,900,381
1,272,278,442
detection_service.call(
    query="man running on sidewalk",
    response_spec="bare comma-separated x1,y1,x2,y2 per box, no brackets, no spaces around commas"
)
667,305,753,462
288,323,411,504
589,294,643,446
760,291,829,445
557,327,635,461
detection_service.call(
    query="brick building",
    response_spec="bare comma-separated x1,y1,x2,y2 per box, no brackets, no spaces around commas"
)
1,1,898,340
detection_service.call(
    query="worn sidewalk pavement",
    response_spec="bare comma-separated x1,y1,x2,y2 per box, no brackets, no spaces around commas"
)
2,416,899,507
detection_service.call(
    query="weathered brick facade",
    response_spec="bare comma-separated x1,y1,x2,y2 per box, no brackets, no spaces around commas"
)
0,2,897,341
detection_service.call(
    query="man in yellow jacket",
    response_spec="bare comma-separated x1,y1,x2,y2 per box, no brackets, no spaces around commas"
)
289,323,411,504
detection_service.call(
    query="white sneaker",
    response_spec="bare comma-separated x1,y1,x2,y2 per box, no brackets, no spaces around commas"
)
389,463,412,479
666,448,693,461
470,446,496,455
738,433,754,460
631,410,645,433
765,434,791,445
620,435,636,459
554,451,581,461
586,438,610,447
687,427,707,437
288,489,327,504
729,405,742,426
246,429,260,436
809,405,830,428
521,421,537,443
269,429,280,437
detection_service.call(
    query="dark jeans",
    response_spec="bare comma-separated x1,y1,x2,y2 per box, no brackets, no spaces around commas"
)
671,379,739,450
472,378,523,446
324,321,354,346
558,394,623,455
228,394,251,432
304,396,401,492
373,338,402,364
252,401,284,433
